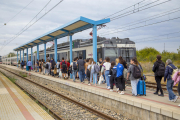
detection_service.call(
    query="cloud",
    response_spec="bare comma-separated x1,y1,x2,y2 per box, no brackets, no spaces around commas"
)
0,0,180,56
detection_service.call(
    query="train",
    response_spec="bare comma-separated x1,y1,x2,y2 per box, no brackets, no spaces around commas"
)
2,37,136,66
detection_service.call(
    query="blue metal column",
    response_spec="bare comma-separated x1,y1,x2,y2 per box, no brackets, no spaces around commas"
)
37,45,39,60
20,50,21,67
44,43,46,62
26,48,28,71
54,39,57,63
93,25,97,62
17,51,18,68
70,35,73,79
31,47,33,70
23,49,24,61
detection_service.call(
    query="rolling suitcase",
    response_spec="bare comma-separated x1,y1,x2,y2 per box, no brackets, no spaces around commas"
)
137,80,146,96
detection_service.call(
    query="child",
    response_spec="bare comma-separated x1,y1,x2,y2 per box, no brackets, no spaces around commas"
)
109,61,117,91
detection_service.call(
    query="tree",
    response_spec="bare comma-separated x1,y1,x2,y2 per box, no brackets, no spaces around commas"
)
34,51,37,53
177,46,180,54
8,52,16,57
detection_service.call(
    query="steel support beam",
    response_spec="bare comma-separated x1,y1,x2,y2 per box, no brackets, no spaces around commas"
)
37,44,39,60
31,47,33,70
70,35,73,79
20,50,21,67
54,38,57,63
93,25,97,62
44,43,46,62
17,51,18,68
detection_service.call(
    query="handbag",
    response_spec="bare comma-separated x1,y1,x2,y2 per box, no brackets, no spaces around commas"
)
59,71,62,78
98,75,104,85
123,68,128,79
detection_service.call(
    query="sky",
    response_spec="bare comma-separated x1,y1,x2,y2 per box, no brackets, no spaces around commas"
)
0,0,180,56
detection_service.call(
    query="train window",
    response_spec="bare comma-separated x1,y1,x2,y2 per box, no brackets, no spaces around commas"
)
104,48,118,57
121,49,134,57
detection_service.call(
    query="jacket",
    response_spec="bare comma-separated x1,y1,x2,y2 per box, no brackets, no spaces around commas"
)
116,63,124,77
164,63,177,82
152,60,165,76
109,66,117,76
173,71,180,86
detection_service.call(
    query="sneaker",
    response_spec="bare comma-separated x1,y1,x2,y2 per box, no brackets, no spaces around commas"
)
116,88,119,92
107,86,110,89
154,92,158,95
174,96,179,103
110,89,113,92
158,94,164,97
119,91,124,95
88,83,91,86
169,99,174,102
178,104,180,107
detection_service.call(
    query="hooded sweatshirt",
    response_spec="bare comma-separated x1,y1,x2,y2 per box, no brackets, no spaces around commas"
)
164,63,177,82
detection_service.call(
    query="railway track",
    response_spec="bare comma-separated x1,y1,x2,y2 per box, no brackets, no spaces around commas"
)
0,67,117,120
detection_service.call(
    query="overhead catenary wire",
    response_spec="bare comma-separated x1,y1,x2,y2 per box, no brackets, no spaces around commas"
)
0,0,64,51
98,7,180,35
110,0,171,21
0,0,34,28
98,16,180,36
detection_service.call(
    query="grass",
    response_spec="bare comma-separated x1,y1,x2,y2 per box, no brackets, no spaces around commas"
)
19,72,27,77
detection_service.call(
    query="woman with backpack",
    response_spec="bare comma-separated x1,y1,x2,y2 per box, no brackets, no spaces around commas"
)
70,58,78,82
92,61,99,86
127,58,141,96
109,61,117,92
39,60,42,73
164,59,179,102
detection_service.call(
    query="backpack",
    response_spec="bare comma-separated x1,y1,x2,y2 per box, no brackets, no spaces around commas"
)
45,63,49,69
62,61,66,70
73,62,77,70
94,64,100,73
111,68,117,76
157,63,165,77
43,63,46,68
168,65,178,78
133,65,142,79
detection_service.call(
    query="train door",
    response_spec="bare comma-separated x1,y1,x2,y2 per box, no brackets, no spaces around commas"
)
97,48,102,60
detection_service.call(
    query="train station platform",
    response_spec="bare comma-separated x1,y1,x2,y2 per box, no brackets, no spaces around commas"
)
0,64,180,120
0,70,54,120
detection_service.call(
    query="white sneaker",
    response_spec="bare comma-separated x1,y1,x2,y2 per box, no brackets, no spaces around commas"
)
116,88,119,92
169,99,174,102
174,96,179,103
178,104,180,107
107,86,110,89
110,89,113,92
119,91,124,95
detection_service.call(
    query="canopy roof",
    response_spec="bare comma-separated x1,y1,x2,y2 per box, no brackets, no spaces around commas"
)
14,16,110,51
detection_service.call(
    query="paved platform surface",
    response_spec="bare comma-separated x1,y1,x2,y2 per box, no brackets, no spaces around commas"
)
0,71,54,120
1,65,180,119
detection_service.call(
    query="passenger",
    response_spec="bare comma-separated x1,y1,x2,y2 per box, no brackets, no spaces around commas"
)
56,60,60,73
116,59,124,94
109,61,117,91
77,56,85,83
97,58,104,81
85,59,90,76
76,57,79,79
45,60,51,75
101,57,111,89
89,58,94,85
39,60,42,73
119,56,127,91
42,59,46,75
70,58,78,82
164,59,179,102
27,59,32,72
127,58,140,96
115,58,119,91
152,55,165,97
60,57,67,79
66,59,70,78
92,61,99,86
21,61,25,70
36,59,39,72
178,72,180,107
86,59,91,85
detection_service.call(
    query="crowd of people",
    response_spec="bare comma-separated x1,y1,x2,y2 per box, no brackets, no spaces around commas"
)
19,55,180,106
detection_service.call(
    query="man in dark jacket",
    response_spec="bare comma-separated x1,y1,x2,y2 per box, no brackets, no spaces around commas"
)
164,59,179,102
152,55,165,96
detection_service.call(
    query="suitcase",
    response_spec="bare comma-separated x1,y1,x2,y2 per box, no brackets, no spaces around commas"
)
137,80,146,96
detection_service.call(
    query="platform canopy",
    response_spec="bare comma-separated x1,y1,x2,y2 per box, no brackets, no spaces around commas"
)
14,16,110,51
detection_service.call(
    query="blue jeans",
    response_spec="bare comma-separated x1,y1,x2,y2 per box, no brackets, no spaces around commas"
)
167,79,176,100
105,70,110,87
79,69,85,82
72,70,77,81
93,73,97,84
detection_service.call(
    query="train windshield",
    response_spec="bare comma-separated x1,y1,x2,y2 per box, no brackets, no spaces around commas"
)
104,48,118,62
